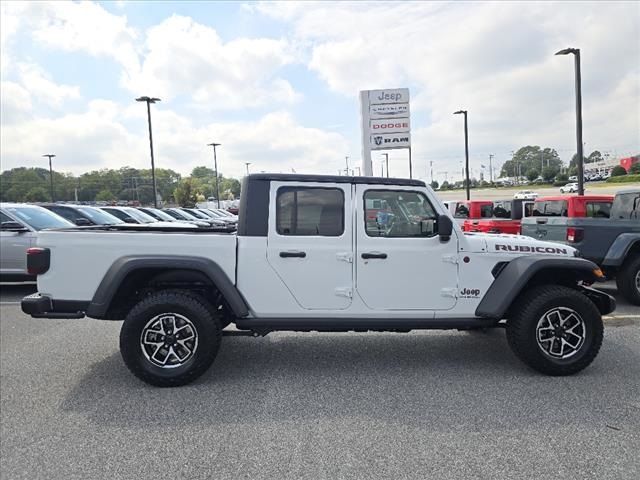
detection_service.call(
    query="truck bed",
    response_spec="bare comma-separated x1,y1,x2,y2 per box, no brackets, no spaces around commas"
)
36,229,238,302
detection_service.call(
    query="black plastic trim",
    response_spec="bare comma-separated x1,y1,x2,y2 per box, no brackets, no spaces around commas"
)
237,177,270,237
475,256,601,319
246,173,426,187
86,255,249,319
235,317,498,332
21,293,88,319
580,286,616,315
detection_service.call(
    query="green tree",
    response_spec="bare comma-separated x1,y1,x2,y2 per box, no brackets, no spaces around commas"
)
95,189,116,202
430,180,439,190
441,181,450,190
556,173,569,183
174,178,198,207
24,187,49,202
500,146,562,178
526,169,539,182
629,163,640,174
611,166,627,177
587,150,603,164
541,166,557,182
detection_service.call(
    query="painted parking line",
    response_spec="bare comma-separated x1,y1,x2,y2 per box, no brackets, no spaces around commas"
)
604,314,639,320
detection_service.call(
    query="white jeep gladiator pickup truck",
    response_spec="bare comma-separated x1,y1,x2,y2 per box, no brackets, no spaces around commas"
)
22,174,615,386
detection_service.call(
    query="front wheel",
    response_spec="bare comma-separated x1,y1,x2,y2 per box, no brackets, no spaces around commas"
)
506,285,603,376
120,290,222,387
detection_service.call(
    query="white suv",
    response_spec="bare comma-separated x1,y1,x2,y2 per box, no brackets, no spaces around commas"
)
560,183,579,193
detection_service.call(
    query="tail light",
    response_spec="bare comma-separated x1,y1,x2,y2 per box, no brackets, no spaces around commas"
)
27,248,50,275
566,227,584,243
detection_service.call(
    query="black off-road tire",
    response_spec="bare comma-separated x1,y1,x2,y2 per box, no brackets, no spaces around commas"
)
616,255,640,306
506,285,603,376
120,290,222,387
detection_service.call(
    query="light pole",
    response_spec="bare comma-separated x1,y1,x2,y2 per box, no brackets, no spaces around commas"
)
207,142,221,208
555,47,584,196
489,154,494,183
382,153,389,178
136,96,161,207
453,110,470,200
245,162,251,175
42,154,56,202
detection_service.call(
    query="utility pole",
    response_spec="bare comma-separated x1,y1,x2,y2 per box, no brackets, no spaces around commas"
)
453,110,470,200
245,163,251,175
381,161,385,177
135,96,161,207
430,161,434,184
207,142,221,208
382,153,389,178
42,154,56,202
344,156,350,176
489,154,494,183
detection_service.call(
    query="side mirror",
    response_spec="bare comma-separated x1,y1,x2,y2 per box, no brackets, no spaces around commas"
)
124,217,138,224
438,214,453,242
74,218,92,226
0,221,28,232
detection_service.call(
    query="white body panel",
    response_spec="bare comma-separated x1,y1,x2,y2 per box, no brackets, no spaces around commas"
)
36,231,236,301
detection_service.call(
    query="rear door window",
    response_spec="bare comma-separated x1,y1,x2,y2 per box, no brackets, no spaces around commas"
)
492,201,512,219
532,200,568,217
480,204,493,218
454,202,469,218
585,202,612,218
611,193,640,219
276,187,344,236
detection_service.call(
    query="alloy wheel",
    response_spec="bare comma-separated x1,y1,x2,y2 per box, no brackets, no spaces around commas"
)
140,313,198,368
536,307,586,359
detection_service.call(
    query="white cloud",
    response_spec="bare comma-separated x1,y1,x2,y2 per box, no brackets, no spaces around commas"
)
124,15,299,109
258,1,640,180
0,81,33,124
16,63,80,107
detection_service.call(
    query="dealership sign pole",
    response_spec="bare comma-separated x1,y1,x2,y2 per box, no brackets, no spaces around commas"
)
360,88,411,177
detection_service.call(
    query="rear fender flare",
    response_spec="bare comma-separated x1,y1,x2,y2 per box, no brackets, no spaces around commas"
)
86,255,249,319
602,234,640,267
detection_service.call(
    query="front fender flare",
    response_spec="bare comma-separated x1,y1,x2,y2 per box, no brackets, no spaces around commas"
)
475,256,601,319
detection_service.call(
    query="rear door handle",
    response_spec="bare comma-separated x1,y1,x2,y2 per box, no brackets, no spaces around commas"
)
279,251,306,258
536,219,548,224
361,252,387,259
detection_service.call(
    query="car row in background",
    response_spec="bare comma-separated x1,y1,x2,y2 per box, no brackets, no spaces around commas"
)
0,203,239,280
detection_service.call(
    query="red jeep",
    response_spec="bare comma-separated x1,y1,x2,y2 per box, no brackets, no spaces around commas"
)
462,199,534,235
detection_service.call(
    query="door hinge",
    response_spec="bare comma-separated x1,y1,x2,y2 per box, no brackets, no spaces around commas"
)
442,255,458,264
441,288,457,298
336,252,353,263
335,288,353,298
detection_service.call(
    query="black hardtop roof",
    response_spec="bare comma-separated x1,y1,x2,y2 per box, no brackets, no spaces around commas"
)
247,173,425,187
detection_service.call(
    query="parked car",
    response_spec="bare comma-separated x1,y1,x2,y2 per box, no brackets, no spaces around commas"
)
0,203,73,281
197,209,238,227
179,208,229,228
568,176,578,182
462,199,533,235
41,204,123,226
513,190,538,200
452,200,493,225
164,208,229,229
22,173,614,386
101,206,191,228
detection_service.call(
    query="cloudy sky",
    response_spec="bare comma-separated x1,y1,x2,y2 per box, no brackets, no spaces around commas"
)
1,1,638,182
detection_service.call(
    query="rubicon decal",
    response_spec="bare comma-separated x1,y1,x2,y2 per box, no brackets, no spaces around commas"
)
495,244,568,254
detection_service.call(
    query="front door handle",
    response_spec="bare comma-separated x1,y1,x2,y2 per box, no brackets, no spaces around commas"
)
361,252,387,259
280,251,306,258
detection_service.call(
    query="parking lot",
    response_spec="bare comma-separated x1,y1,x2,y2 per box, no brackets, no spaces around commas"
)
1,283,638,480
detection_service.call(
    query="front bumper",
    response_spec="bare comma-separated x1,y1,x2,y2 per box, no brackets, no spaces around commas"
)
21,293,87,319
580,286,616,316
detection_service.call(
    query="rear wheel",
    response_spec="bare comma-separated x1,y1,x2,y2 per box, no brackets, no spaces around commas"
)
120,290,222,387
506,285,603,375
616,255,640,306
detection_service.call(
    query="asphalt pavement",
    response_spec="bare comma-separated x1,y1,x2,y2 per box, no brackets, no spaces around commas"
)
1,283,638,480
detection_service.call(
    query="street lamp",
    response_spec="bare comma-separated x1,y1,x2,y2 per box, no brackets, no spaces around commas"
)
245,162,251,175
42,154,56,202
136,96,161,207
207,142,221,208
555,47,584,196
453,110,470,200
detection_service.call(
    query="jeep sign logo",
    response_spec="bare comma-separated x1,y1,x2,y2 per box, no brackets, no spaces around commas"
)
367,88,409,105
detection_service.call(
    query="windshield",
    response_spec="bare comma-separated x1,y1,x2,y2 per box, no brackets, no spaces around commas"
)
122,207,158,223
144,208,176,222
173,209,199,221
185,209,209,219
532,200,568,217
76,206,124,224
6,206,73,230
